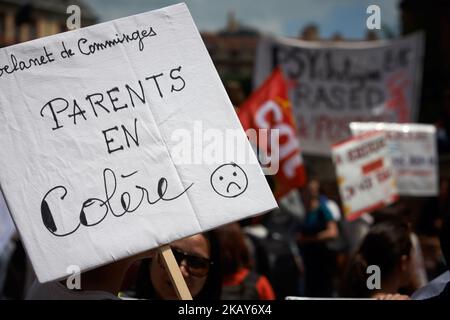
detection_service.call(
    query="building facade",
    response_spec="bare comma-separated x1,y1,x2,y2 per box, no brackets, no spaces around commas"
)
201,11,260,97
0,0,96,48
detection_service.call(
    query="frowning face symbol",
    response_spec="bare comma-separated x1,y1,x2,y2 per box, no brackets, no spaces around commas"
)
210,163,248,198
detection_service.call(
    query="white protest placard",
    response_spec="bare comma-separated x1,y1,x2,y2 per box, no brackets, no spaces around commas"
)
350,122,438,196
254,33,424,155
0,191,15,253
332,132,398,221
0,3,277,283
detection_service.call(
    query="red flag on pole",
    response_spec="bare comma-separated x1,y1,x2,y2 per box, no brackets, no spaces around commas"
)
238,68,306,199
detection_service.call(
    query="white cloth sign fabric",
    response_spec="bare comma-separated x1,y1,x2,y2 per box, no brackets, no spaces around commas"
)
332,132,398,221
0,4,277,283
350,122,438,196
254,33,424,155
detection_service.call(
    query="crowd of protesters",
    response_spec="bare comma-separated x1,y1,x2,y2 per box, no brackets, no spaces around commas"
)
0,170,449,300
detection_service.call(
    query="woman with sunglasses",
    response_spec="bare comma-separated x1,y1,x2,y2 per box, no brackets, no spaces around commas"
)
131,231,222,300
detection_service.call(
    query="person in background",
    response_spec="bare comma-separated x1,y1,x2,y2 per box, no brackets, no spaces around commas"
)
132,232,222,300
217,223,275,300
413,213,450,300
307,177,342,221
340,219,415,300
0,238,16,299
417,179,449,237
297,181,339,297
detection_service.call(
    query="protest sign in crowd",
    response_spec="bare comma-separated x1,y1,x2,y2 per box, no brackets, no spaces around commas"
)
0,3,449,302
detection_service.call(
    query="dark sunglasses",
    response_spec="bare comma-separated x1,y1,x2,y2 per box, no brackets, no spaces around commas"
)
159,247,213,277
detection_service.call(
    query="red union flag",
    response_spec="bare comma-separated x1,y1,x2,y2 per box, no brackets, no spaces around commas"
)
238,68,306,199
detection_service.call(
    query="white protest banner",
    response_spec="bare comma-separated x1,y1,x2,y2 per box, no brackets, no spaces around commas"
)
0,3,277,283
0,191,15,253
332,132,398,221
254,33,424,155
350,122,438,197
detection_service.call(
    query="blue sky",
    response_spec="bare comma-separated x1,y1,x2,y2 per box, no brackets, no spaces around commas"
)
87,0,400,39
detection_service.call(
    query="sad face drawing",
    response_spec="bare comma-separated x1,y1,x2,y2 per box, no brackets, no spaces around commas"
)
210,163,248,198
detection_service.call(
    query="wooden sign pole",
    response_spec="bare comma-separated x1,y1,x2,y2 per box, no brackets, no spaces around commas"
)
158,245,193,300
